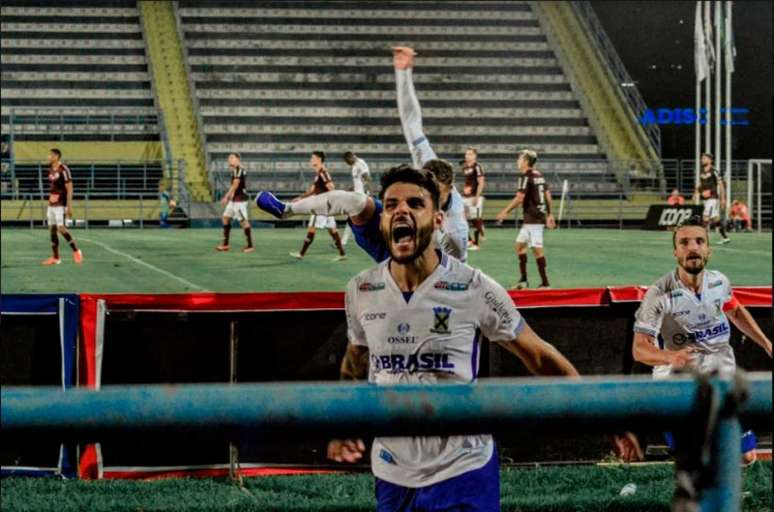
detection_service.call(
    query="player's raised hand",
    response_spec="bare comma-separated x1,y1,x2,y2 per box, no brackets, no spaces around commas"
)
545,213,556,229
670,346,698,369
327,438,366,463
392,46,417,70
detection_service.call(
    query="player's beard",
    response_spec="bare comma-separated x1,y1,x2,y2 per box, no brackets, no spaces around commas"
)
680,253,707,275
384,217,435,265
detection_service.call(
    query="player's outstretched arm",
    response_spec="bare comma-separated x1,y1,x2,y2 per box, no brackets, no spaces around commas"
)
725,305,773,358
495,193,524,224
393,46,437,168
497,323,579,377
632,332,697,368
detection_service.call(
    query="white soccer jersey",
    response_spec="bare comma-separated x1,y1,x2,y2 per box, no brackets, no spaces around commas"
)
351,158,370,194
634,269,737,379
345,252,525,487
437,188,469,262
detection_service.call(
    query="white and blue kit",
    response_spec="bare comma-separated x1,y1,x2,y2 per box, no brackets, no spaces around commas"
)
346,251,524,490
634,269,756,452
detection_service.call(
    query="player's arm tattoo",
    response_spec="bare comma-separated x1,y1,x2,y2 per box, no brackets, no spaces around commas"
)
498,323,580,377
340,344,369,381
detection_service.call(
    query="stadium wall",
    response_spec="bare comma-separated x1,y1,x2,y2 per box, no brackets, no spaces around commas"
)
70,287,770,479
12,141,163,163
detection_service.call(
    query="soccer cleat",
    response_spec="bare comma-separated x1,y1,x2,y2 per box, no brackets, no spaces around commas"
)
719,238,731,245
42,257,61,266
242,247,255,253
255,191,288,219
468,244,480,251
73,249,83,264
289,251,303,260
333,254,347,262
511,279,529,290
216,245,230,251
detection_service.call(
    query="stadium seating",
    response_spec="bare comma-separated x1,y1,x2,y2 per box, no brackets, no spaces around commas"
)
0,0,158,142
177,0,616,190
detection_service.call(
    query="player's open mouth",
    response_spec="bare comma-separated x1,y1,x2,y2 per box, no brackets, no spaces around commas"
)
391,222,415,248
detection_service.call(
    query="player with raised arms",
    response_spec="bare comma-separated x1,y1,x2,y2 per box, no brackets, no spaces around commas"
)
255,47,469,263
327,165,641,509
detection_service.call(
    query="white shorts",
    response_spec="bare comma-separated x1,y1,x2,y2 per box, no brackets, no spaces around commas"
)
309,214,336,230
47,206,65,226
516,224,544,248
463,196,484,219
703,199,720,219
223,201,248,222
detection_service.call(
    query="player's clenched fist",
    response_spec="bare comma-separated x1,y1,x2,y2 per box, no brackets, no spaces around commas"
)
670,346,697,369
392,46,417,70
327,438,366,463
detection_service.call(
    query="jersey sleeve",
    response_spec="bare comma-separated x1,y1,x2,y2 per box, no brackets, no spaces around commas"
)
476,272,525,342
345,278,368,347
476,164,484,178
62,165,72,183
633,286,666,337
358,160,370,176
395,68,437,167
517,175,528,193
720,274,739,312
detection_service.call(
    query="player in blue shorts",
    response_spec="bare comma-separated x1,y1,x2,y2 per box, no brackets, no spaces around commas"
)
256,47,468,263
633,216,772,464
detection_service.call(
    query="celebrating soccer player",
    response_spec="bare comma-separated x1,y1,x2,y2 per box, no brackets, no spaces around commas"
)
632,216,772,464
495,150,555,289
289,151,347,261
326,165,640,509
42,148,82,265
216,152,253,253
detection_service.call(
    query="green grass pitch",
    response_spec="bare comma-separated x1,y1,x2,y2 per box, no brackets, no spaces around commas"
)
1,227,770,294
0,462,770,511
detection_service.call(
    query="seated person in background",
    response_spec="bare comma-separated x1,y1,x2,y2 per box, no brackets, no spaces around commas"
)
667,188,685,206
729,200,752,232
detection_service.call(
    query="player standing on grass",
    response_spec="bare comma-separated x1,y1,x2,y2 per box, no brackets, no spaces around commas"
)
495,150,555,289
693,152,730,244
290,151,347,261
42,148,83,265
462,147,486,251
255,47,469,263
326,166,640,510
216,153,254,253
632,216,771,464
341,151,372,246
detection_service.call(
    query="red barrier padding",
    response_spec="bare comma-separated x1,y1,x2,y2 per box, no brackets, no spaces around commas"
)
79,292,345,311
508,288,610,308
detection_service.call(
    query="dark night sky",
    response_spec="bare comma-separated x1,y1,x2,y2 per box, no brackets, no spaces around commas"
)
590,1,772,159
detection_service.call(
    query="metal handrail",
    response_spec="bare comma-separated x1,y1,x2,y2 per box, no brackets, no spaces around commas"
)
570,1,661,157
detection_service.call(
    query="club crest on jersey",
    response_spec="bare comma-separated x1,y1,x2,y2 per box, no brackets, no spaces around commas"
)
713,299,722,315
434,281,469,291
430,306,452,334
708,280,723,289
359,281,385,292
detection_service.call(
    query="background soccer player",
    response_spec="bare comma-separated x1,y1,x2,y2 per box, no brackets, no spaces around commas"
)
158,180,176,229
216,152,253,253
327,166,641,508
495,150,555,289
42,148,82,265
290,151,346,261
341,151,372,246
462,147,486,250
632,217,771,464
693,152,730,244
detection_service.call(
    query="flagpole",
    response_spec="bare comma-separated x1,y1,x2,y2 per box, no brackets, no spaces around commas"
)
704,1,712,154
695,79,702,195
725,2,733,207
694,1,703,194
715,1,722,210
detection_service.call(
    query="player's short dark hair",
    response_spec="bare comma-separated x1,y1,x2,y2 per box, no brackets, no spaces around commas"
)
422,159,454,186
343,151,355,161
518,149,537,166
50,148,62,159
312,150,326,162
672,215,708,248
379,164,440,210
701,152,714,161
466,147,478,155
229,152,241,160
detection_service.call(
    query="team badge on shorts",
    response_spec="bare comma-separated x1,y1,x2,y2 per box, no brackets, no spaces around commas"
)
430,306,452,334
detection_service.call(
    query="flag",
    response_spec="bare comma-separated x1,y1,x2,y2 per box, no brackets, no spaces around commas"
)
724,2,735,73
694,2,708,81
703,1,715,72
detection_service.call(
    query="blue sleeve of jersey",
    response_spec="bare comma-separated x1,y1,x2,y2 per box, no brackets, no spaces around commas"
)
349,199,390,263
